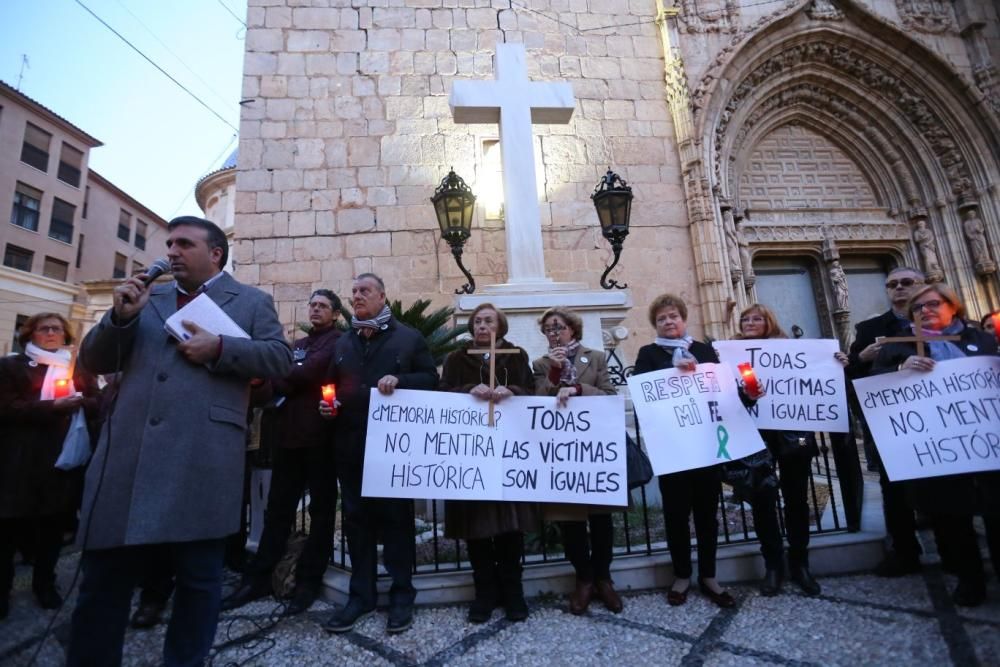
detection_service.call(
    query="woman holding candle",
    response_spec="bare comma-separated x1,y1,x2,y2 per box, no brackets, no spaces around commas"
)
0,313,98,619
633,294,754,608
873,284,999,606
531,307,622,615
441,303,538,623
733,303,848,597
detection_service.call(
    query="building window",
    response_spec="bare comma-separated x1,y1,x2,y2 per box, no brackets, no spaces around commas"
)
113,252,127,279
20,123,51,172
43,256,69,282
12,314,29,354
132,260,145,275
57,143,84,187
3,244,34,272
82,186,90,219
49,198,75,244
76,234,85,268
118,210,131,242
135,220,147,250
10,182,42,231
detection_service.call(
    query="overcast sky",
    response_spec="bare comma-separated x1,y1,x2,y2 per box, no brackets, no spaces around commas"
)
1,0,245,221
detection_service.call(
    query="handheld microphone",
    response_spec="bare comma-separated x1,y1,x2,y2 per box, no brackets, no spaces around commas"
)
121,258,171,305
141,258,172,286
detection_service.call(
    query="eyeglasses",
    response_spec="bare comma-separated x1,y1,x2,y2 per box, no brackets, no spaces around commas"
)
35,325,65,334
542,325,567,335
740,316,765,324
886,278,920,289
910,299,943,313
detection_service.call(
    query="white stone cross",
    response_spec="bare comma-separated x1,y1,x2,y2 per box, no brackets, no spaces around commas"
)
450,44,575,286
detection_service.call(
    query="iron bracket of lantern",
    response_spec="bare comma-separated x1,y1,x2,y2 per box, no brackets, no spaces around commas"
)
431,168,477,294
591,169,633,290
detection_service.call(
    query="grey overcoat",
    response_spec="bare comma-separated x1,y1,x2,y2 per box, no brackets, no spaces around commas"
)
77,272,292,549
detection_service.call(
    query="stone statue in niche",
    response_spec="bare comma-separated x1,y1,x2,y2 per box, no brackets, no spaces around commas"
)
734,216,755,287
721,207,743,283
961,208,996,274
828,259,850,312
911,218,944,281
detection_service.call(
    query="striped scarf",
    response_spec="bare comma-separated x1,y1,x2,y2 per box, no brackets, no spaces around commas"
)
551,339,581,385
352,304,392,337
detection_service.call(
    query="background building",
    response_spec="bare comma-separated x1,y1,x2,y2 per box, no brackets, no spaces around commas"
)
0,81,168,352
233,0,999,361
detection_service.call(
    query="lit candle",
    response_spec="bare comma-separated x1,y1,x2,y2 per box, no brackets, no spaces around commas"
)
53,378,73,399
737,362,761,398
992,312,1000,341
321,384,337,404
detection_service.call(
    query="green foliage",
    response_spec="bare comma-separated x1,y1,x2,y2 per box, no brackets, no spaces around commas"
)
388,298,465,365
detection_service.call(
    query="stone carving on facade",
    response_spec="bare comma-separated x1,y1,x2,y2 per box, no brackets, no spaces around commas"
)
827,259,850,312
806,0,844,21
711,41,974,201
743,221,911,243
910,216,944,282
960,207,997,275
676,0,740,34
733,213,755,287
720,204,743,284
895,0,954,34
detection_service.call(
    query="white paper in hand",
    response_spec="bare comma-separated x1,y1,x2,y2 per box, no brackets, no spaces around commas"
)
164,293,250,342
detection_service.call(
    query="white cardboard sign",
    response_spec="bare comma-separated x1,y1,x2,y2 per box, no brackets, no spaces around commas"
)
627,363,765,475
362,389,627,505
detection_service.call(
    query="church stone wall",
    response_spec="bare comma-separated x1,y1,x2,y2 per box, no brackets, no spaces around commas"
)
236,2,701,350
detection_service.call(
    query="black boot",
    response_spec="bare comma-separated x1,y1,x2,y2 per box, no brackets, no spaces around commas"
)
495,532,528,622
760,568,783,597
789,563,820,596
466,538,499,623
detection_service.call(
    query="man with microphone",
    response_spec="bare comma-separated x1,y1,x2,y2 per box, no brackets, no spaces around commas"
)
67,216,291,667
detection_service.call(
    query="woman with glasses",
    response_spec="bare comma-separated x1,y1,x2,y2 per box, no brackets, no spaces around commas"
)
531,307,621,615
873,284,998,606
441,303,538,623
0,313,98,619
733,304,848,597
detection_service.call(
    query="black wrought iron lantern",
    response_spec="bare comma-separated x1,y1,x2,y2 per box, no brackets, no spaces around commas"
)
591,169,633,289
431,168,477,294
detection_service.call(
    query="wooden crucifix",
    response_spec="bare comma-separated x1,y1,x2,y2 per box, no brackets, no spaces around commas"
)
879,312,961,357
466,329,517,426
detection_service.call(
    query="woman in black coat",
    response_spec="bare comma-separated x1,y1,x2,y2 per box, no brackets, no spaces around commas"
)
633,294,736,608
441,303,538,624
873,284,999,607
0,313,98,619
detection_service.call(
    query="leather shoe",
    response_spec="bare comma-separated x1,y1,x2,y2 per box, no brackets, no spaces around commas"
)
568,580,594,615
387,602,413,634
130,600,166,628
323,599,375,633
34,586,63,610
221,578,271,611
952,582,986,607
594,579,623,613
698,580,736,608
666,588,688,606
283,586,318,616
789,564,821,596
760,569,782,597
873,553,921,578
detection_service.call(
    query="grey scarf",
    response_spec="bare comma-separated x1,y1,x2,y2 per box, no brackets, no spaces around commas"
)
655,335,697,367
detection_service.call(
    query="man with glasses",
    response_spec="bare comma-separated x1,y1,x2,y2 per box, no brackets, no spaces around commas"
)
846,266,925,577
223,289,344,616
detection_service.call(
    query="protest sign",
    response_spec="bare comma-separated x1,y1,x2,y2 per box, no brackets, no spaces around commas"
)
852,356,1000,481
714,339,848,432
626,363,765,475
362,389,627,505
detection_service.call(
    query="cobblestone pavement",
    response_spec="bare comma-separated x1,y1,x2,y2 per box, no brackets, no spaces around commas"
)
3,547,998,667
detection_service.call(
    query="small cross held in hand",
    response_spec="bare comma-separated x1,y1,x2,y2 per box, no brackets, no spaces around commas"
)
466,329,518,426
879,312,961,358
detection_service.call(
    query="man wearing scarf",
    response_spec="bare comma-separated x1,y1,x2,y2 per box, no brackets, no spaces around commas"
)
319,273,437,634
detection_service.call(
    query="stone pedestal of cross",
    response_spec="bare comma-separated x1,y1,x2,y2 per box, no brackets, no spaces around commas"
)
466,330,518,426
880,313,961,357
450,43,575,286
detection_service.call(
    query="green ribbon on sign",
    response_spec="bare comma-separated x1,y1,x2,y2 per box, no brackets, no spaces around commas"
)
716,425,731,460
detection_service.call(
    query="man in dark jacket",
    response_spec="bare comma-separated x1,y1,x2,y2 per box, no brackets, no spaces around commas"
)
319,273,437,634
223,289,343,615
846,266,925,576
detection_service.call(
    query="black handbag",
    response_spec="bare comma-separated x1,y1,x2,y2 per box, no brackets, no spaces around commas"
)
626,433,654,489
722,449,777,504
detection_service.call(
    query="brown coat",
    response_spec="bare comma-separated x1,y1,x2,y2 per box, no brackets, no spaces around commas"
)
532,347,622,521
441,340,541,540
